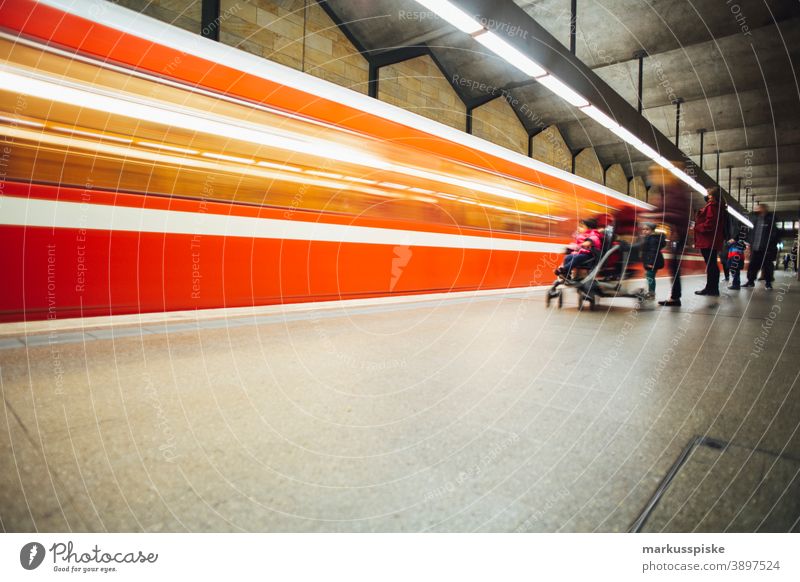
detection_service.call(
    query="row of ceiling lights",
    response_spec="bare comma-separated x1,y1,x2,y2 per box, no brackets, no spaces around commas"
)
415,1,754,227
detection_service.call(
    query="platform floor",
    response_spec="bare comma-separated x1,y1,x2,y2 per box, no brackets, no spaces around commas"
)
1,273,799,532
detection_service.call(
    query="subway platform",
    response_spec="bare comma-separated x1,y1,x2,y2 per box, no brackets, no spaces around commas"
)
1,273,798,533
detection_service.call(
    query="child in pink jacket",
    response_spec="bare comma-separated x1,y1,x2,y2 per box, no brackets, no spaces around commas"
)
556,218,602,277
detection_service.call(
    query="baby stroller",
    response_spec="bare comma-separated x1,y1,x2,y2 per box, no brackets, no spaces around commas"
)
545,225,648,311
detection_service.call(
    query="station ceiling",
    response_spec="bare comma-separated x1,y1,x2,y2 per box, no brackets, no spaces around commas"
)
322,0,800,216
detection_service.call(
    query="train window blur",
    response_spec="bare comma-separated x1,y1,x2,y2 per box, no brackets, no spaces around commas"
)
0,38,620,240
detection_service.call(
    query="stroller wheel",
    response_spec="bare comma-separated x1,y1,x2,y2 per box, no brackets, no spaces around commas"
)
557,291,563,308
546,288,561,308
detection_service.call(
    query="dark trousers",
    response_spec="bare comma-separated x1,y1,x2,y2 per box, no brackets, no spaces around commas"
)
700,248,720,293
747,249,775,284
720,249,730,279
668,236,685,300
562,253,593,274
729,253,743,287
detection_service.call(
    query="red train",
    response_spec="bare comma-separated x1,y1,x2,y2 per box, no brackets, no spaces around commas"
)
0,0,692,323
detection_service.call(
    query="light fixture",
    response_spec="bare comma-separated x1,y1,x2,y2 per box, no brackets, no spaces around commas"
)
413,0,483,34
201,152,256,164
632,141,660,160
537,75,589,108
727,206,753,228
581,105,618,130
474,31,547,78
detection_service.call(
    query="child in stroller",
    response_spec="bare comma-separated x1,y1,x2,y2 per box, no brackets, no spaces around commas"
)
554,218,602,279
546,213,648,311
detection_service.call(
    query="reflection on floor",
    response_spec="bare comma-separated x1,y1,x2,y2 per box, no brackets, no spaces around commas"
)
1,273,798,532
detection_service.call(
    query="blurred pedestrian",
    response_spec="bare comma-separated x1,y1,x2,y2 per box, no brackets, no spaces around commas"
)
744,203,779,289
645,163,693,307
640,222,665,300
726,239,747,290
694,188,726,296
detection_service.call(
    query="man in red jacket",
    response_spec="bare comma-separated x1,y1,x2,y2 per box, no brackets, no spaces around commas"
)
693,188,726,296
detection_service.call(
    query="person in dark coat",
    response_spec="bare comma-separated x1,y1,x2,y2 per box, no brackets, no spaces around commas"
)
640,222,666,299
694,188,726,296
645,163,693,307
745,203,779,289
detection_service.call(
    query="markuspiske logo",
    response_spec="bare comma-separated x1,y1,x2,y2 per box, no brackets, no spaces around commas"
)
20,542,46,570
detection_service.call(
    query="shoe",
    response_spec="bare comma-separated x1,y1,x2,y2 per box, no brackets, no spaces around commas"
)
658,299,681,306
765,282,773,289
695,289,709,295
724,277,730,282
706,290,720,296
728,285,740,290
742,281,755,288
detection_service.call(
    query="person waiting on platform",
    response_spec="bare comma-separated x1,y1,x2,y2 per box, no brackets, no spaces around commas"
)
640,222,665,300
555,218,601,279
745,203,779,289
727,237,747,290
693,188,726,296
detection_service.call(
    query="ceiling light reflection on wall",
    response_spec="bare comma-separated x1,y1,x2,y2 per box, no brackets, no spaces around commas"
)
256,160,302,172
53,126,132,143
139,141,198,155
0,114,45,128
201,152,256,164
306,169,343,179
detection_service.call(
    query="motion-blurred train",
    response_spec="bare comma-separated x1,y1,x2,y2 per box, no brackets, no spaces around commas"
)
0,0,699,323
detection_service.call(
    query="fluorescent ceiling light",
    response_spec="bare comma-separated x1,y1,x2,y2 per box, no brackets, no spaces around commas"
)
139,141,198,154
414,0,483,34
537,75,588,108
408,187,435,194
53,126,132,143
727,206,753,228
582,105,618,130
633,141,660,160
608,125,642,148
201,152,256,164
474,31,547,78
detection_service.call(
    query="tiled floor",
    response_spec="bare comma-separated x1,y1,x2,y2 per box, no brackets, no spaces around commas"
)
1,273,798,532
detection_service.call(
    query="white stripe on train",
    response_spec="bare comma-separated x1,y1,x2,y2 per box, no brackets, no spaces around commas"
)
1,196,567,253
